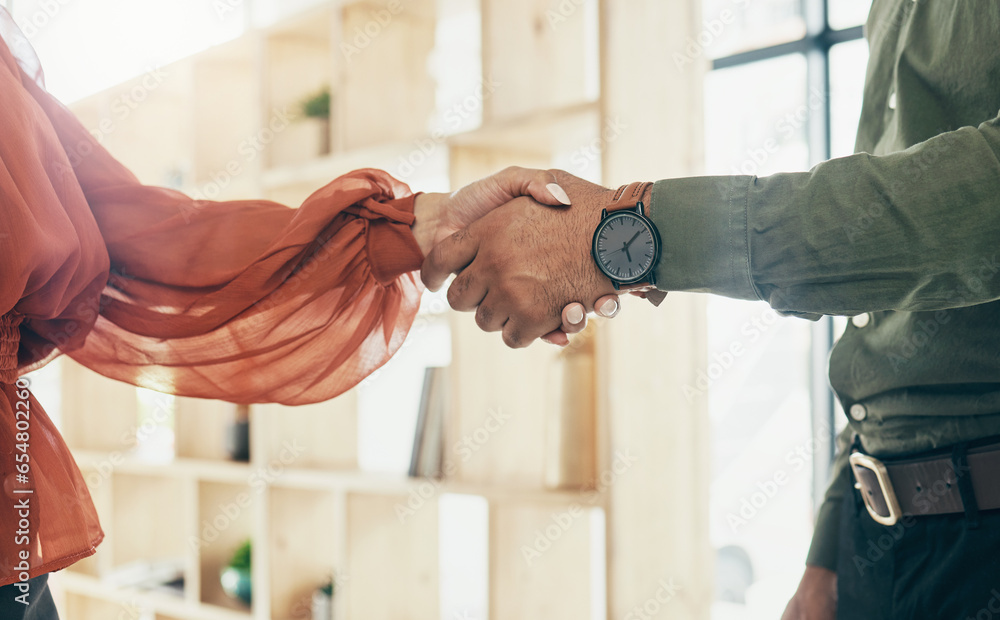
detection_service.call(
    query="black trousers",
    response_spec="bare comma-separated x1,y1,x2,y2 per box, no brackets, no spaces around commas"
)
0,574,58,620
837,480,1000,619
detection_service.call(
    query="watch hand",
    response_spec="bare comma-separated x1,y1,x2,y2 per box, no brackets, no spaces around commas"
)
624,231,642,249
625,246,632,262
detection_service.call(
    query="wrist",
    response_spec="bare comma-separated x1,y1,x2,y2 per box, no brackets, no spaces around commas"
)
412,192,447,257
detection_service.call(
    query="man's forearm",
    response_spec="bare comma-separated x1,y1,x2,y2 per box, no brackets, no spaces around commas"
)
646,113,1000,316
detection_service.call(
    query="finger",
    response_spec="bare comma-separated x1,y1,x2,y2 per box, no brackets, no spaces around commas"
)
496,166,571,206
474,293,506,332
560,302,588,334
502,312,562,349
448,268,489,312
541,329,570,347
421,227,480,292
501,320,531,349
595,295,620,318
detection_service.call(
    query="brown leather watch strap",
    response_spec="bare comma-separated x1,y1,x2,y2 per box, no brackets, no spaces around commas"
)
606,182,666,306
608,181,653,214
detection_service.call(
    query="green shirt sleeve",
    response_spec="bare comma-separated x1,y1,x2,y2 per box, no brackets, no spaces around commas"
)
648,112,1000,317
804,426,853,570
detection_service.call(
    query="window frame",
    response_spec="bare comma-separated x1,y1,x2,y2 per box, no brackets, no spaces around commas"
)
709,0,867,508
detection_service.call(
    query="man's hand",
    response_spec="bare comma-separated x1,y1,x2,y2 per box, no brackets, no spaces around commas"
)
413,167,620,345
421,171,625,348
780,566,837,620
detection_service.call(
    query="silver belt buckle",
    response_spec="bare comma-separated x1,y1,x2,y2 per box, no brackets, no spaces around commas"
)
850,452,903,526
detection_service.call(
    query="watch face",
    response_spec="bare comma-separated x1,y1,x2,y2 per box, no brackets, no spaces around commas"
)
593,211,659,283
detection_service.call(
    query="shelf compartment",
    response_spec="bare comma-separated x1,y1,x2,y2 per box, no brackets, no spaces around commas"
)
345,492,439,619
195,481,258,614
481,0,599,122
338,0,437,150
175,397,244,462
263,7,335,169
56,572,251,620
60,360,139,453
260,138,450,202
489,502,601,620
254,394,358,472
445,312,562,488
268,487,340,619
109,473,188,578
191,36,262,200
62,592,141,619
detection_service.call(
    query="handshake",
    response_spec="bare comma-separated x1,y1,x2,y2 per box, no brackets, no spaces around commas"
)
411,166,663,348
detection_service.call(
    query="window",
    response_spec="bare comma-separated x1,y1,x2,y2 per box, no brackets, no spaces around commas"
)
703,1,870,617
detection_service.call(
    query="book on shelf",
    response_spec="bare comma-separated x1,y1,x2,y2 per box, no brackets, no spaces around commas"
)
409,366,448,478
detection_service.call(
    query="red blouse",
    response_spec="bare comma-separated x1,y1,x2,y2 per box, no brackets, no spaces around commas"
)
0,15,424,585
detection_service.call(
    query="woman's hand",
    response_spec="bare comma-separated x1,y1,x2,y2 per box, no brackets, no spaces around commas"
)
412,166,620,346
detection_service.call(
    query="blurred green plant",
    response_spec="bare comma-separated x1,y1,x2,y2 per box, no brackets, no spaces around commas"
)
228,539,251,570
300,87,331,119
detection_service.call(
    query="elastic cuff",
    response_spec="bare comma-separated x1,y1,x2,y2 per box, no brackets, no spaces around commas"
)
648,176,760,300
366,194,424,285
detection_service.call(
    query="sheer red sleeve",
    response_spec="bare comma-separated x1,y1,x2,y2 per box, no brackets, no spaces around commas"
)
9,44,425,405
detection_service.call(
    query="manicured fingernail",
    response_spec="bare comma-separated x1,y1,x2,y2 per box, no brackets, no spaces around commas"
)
546,183,571,205
567,306,584,325
600,299,619,317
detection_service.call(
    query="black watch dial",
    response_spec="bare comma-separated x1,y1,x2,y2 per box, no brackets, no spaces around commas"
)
592,210,659,283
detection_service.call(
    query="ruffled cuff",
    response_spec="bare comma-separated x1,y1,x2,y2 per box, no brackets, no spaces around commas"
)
365,194,424,285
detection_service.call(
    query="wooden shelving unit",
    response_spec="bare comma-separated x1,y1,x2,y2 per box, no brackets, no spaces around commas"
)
56,1,713,619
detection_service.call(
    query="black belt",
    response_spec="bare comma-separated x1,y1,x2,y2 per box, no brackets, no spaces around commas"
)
849,438,1000,526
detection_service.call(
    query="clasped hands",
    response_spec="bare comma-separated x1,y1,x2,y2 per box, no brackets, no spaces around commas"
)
413,167,651,347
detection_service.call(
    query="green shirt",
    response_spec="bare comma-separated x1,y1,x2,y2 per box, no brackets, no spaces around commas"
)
648,0,1000,570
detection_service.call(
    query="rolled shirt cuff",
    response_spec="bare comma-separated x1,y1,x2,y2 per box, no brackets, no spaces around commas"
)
648,176,761,301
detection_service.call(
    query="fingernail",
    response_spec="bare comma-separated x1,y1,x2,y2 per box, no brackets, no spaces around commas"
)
567,306,584,325
600,298,619,317
546,183,571,205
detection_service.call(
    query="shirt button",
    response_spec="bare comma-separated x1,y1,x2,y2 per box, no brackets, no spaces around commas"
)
850,403,868,421
888,91,897,110
851,313,871,328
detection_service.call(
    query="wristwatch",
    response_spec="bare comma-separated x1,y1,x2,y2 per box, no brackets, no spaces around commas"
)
591,181,667,306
